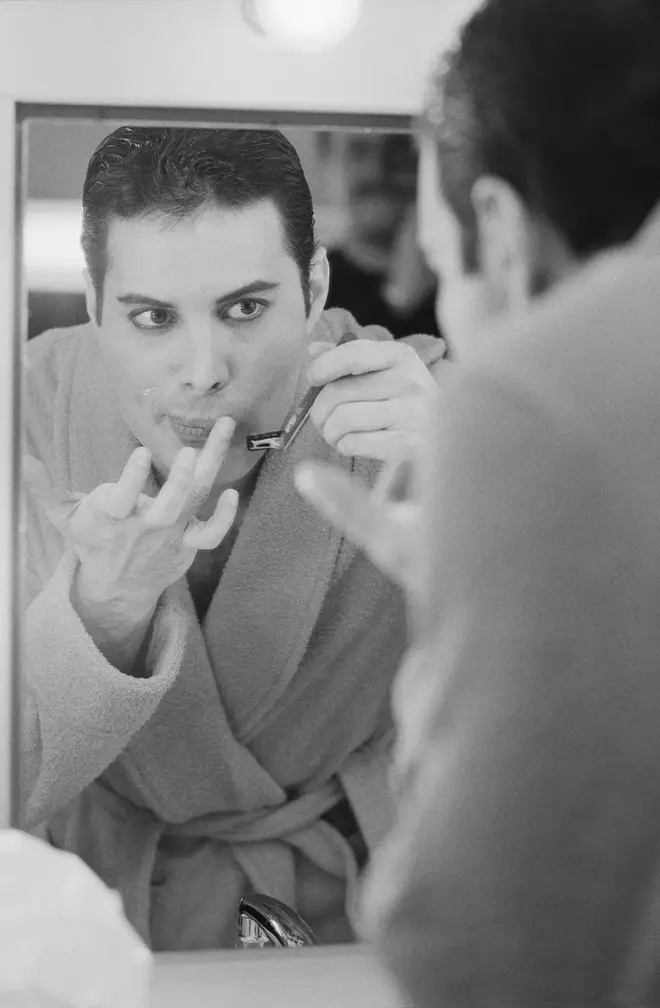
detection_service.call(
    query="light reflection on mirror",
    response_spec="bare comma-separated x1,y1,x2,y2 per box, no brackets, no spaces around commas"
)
18,109,438,957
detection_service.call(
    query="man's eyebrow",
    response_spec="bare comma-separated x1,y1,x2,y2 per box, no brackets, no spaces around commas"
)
116,281,281,308
116,294,175,307
215,280,280,303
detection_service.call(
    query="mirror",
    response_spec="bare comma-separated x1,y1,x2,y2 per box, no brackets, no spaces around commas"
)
17,106,439,955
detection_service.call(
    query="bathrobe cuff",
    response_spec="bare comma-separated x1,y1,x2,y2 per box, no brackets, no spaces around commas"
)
26,550,186,717
23,551,187,825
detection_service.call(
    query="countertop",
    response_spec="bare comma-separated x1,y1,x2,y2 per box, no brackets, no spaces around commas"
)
150,942,405,1008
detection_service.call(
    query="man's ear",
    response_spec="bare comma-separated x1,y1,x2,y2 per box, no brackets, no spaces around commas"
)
82,268,99,326
305,248,330,333
471,175,534,313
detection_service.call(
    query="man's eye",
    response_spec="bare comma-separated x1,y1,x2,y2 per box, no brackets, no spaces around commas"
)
130,308,175,330
224,300,265,322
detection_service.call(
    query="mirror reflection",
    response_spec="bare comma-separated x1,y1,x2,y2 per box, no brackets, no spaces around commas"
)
19,114,442,953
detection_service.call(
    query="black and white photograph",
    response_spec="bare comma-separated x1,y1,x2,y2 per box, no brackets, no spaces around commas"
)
2,1,660,1005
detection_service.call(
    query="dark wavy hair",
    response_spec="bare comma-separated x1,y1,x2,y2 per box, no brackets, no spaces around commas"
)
420,0,660,273
81,126,317,321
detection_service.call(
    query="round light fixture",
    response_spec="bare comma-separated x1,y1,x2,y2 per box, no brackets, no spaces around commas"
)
243,0,363,53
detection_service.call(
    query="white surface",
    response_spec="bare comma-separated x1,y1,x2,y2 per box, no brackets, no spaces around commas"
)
24,200,85,293
150,944,405,1008
0,95,16,829
0,0,478,114
0,829,152,1007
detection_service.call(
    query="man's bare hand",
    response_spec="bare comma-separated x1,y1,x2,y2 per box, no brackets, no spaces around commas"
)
294,455,421,597
306,337,439,463
24,416,239,614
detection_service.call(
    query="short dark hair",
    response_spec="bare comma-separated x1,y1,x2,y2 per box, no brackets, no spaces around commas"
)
81,126,317,322
421,0,660,273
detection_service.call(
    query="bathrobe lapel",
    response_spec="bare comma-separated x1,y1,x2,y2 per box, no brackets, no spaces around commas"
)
201,419,351,744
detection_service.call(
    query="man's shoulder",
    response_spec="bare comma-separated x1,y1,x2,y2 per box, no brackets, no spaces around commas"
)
26,322,93,393
27,321,92,367
25,323,95,449
469,246,660,420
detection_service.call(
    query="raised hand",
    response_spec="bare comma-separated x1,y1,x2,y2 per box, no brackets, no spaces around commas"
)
294,454,422,598
24,417,239,615
306,337,439,463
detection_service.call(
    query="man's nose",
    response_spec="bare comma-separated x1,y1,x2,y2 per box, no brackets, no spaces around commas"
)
181,329,231,395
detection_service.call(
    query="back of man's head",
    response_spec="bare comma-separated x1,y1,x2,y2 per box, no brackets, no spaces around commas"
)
424,0,660,271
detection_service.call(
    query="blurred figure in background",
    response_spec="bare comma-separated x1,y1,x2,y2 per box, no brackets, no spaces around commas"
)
326,180,441,340
296,0,660,1004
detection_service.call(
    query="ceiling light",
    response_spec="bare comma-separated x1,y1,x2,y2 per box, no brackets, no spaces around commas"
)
243,0,363,53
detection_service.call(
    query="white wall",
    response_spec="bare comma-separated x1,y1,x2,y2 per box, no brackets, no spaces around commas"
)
0,0,475,113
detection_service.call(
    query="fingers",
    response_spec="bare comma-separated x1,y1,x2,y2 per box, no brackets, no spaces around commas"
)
308,354,432,433
373,457,417,505
295,461,420,592
310,371,395,428
183,488,239,550
145,447,198,528
310,394,420,461
403,333,448,366
312,398,400,448
191,417,236,504
334,430,409,462
307,339,405,387
106,447,152,519
307,341,335,361
359,324,396,345
294,462,380,551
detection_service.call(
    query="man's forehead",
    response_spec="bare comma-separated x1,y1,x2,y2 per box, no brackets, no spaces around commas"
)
104,199,292,289
106,199,286,257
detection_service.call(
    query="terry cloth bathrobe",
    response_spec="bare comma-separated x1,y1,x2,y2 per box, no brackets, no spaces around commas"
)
22,307,443,952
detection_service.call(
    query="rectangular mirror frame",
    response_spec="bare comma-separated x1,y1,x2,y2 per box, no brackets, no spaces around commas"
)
1,99,412,834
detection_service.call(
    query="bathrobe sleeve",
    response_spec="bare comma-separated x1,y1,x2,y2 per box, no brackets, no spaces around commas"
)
21,455,187,829
362,365,660,1007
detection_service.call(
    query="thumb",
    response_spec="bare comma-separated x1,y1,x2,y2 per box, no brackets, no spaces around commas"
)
360,324,394,345
294,462,381,555
295,461,419,592
307,341,336,361
373,457,418,506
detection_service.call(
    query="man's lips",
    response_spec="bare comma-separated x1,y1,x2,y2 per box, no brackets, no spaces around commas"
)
166,415,246,441
167,416,218,439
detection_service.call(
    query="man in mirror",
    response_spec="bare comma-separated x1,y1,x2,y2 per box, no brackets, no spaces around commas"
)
296,0,660,1003
21,125,444,951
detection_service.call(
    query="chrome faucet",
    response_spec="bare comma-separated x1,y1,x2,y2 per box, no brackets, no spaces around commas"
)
238,894,317,949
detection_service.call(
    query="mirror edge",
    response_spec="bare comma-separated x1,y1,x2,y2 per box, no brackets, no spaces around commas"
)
0,95,22,829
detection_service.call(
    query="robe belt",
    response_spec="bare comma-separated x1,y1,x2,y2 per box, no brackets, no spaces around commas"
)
162,780,343,843
94,776,345,845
